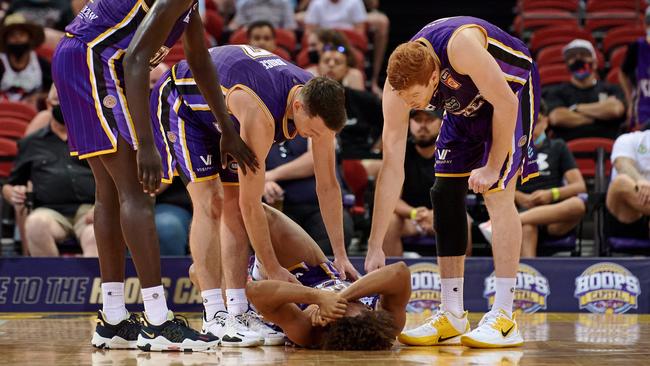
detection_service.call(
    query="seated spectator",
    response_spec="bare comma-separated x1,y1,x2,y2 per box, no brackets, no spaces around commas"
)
7,0,74,31
25,84,57,136
229,0,296,30
545,39,626,141
0,14,51,106
245,20,291,60
307,30,364,90
619,8,650,130
480,103,587,257
606,129,650,225
382,110,472,256
155,177,192,256
265,136,354,255
1,86,96,257
339,83,383,158
304,0,367,35
364,0,389,96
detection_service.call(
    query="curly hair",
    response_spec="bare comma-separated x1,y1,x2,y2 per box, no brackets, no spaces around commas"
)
319,310,398,351
387,42,436,90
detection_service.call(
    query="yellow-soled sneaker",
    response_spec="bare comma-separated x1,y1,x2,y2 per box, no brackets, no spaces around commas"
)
461,310,524,348
398,309,470,346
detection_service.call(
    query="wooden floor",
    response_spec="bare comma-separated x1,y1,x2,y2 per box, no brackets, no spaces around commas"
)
0,312,648,365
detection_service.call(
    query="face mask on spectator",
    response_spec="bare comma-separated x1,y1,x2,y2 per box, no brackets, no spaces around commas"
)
534,130,546,146
308,49,320,64
51,104,65,125
6,42,30,58
568,59,593,81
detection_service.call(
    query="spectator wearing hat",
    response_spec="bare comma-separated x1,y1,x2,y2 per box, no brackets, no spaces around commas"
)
0,13,51,105
381,109,473,257
619,8,650,130
544,39,626,141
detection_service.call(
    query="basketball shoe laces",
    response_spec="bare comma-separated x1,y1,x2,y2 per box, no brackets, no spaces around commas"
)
425,309,450,329
240,311,272,333
117,313,142,340
227,313,254,333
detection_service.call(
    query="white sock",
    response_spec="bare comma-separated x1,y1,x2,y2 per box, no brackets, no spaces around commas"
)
101,282,128,325
491,277,516,316
226,288,248,316
141,285,169,325
202,288,226,320
441,278,464,318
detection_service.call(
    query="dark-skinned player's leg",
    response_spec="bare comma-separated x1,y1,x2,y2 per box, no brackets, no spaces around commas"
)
87,155,142,350
97,137,218,351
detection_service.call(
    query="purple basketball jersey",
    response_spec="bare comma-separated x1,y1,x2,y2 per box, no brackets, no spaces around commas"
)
65,0,195,67
634,38,650,126
411,16,534,118
171,45,313,142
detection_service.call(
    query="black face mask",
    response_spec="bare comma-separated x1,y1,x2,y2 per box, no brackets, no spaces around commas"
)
51,105,65,125
6,43,30,58
568,59,593,80
308,49,320,64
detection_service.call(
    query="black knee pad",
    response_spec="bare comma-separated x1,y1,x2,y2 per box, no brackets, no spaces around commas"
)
430,177,469,257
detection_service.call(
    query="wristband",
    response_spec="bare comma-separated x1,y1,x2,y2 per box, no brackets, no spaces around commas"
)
410,208,418,220
551,187,561,202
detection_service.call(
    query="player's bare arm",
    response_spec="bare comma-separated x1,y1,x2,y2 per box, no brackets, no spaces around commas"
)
229,89,300,284
183,11,258,174
312,133,359,280
124,0,196,194
448,28,519,193
365,81,410,273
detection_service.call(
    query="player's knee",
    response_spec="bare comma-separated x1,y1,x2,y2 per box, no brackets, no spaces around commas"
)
431,177,469,257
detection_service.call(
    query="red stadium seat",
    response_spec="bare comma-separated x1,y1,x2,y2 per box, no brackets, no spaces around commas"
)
584,12,644,34
602,26,645,55
163,43,186,65
0,101,37,122
342,159,368,210
520,0,580,12
0,119,28,140
535,43,605,69
606,67,621,84
609,46,628,69
566,137,614,178
204,9,224,42
539,64,571,87
529,27,595,54
35,43,54,62
0,137,17,178
586,0,647,13
229,28,248,44
513,11,579,35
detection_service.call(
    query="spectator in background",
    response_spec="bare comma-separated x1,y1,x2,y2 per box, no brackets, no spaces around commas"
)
545,39,626,141
364,0,389,96
0,14,51,106
382,110,472,257
149,63,170,89
606,129,650,224
619,8,650,130
8,0,74,31
1,86,97,257
245,20,291,60
307,30,364,90
265,136,354,255
304,0,367,35
229,0,296,30
480,103,587,257
155,178,192,256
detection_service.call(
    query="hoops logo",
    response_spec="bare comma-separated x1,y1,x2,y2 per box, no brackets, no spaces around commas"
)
406,263,441,313
484,264,550,313
574,262,641,314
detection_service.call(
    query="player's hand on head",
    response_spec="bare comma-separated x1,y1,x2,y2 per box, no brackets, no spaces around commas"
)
316,291,348,321
220,128,259,175
364,247,386,274
136,143,162,195
268,267,300,284
333,257,361,282
468,166,500,194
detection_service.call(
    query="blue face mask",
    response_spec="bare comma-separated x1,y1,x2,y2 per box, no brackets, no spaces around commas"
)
534,131,546,146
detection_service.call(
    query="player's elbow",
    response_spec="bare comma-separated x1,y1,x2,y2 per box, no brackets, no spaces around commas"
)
123,49,148,75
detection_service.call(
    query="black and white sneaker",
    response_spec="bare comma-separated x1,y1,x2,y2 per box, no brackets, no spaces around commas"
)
203,310,263,347
91,310,141,349
137,310,219,352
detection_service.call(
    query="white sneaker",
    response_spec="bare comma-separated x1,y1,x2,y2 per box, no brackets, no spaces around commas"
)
240,310,286,346
398,308,470,346
479,221,493,244
203,311,263,347
461,310,524,348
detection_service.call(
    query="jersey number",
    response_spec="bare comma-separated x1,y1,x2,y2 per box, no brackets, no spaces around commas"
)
239,45,274,59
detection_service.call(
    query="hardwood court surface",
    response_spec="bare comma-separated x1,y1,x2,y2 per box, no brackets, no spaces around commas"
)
0,312,648,365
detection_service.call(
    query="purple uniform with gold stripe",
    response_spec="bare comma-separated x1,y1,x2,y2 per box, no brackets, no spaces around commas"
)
52,0,195,159
412,16,540,191
150,45,312,184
